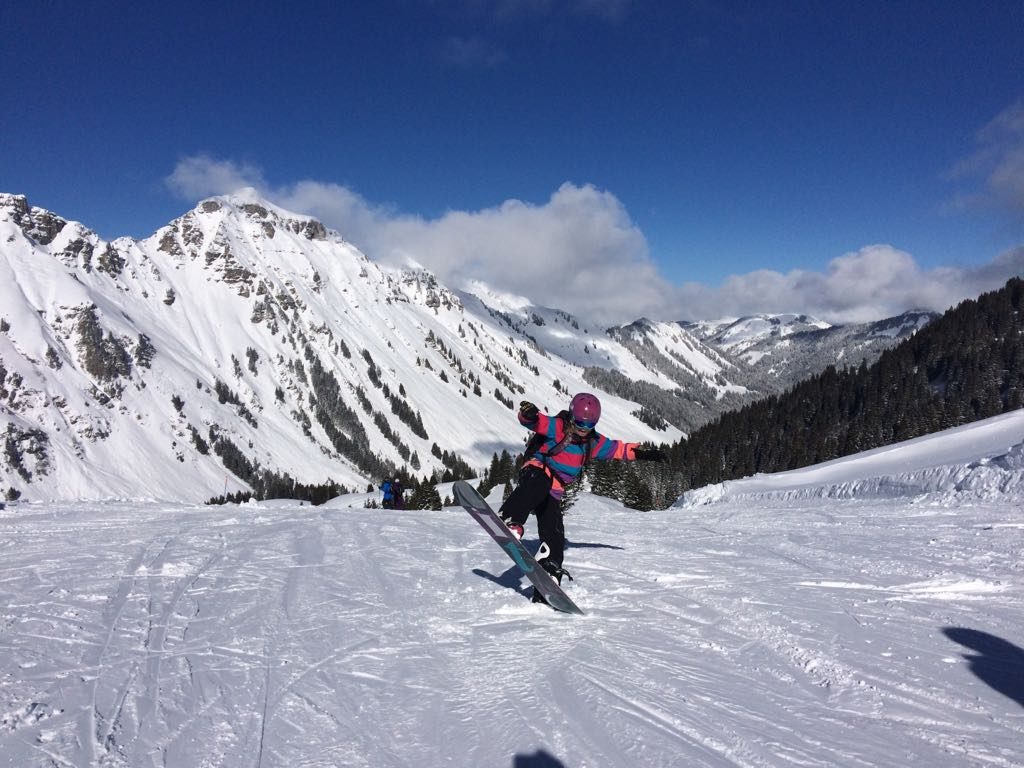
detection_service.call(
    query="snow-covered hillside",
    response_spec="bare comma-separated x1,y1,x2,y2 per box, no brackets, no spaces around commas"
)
2,411,1022,766
1,192,701,502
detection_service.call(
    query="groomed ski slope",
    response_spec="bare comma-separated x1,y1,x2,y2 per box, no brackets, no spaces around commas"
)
2,412,1023,767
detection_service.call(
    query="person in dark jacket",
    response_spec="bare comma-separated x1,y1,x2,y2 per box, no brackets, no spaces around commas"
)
380,479,395,509
499,392,666,603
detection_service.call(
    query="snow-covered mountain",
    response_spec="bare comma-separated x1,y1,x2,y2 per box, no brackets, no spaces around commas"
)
3,192,724,502
685,313,833,360
0,192,936,502
1,411,1021,766
684,310,935,383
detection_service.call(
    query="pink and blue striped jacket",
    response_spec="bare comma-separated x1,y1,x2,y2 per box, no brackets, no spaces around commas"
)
520,410,639,500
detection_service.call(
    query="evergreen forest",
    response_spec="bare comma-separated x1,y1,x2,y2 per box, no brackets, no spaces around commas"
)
605,276,1024,508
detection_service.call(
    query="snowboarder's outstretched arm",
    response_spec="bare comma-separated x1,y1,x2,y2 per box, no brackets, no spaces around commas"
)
591,437,667,462
518,400,666,463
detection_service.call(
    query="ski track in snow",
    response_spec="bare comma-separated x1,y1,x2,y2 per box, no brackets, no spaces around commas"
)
0,491,1022,767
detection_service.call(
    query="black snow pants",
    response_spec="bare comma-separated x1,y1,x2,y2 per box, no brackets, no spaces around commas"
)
498,465,566,569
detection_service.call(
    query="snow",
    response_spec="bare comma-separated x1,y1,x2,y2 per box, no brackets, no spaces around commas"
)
0,194,685,501
2,412,1023,766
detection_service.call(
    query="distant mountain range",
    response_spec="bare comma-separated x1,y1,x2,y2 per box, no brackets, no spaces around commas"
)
0,192,930,501
684,310,937,383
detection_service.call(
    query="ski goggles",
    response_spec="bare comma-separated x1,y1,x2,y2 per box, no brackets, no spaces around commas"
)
571,417,597,432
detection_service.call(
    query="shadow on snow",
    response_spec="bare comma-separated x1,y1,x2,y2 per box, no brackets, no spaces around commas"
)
943,627,1024,709
566,539,625,551
513,749,567,767
473,565,532,598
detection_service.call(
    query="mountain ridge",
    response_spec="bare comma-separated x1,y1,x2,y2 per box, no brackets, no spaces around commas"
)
0,192,928,502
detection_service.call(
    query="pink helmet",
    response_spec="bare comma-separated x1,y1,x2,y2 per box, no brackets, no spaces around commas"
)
569,392,601,429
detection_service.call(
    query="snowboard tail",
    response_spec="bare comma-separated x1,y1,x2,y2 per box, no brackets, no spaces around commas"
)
453,480,583,615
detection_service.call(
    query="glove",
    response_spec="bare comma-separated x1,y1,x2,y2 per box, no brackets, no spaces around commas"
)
633,447,667,462
519,401,539,420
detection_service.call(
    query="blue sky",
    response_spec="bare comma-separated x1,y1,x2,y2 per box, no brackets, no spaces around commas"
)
2,0,1023,323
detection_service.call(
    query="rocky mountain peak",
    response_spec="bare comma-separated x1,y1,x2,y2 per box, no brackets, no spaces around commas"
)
190,191,329,242
0,194,69,246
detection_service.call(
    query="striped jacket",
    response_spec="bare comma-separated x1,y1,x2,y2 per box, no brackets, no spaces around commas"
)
520,410,639,500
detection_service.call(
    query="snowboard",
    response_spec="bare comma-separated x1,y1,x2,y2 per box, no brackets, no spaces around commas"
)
453,480,584,615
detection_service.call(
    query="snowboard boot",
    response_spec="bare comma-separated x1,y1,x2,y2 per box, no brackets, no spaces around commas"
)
500,517,524,540
531,560,573,604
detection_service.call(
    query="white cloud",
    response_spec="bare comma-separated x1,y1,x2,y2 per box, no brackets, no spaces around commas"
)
164,156,665,323
672,245,1024,324
950,101,1024,217
164,155,1024,326
164,155,265,200
279,179,666,324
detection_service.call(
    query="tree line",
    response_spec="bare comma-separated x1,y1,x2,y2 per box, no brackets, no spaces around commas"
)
664,277,1024,493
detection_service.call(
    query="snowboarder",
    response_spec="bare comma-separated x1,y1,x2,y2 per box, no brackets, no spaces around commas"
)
499,393,667,604
380,479,395,509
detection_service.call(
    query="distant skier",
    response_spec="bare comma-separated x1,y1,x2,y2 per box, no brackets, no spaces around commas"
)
380,479,395,509
391,478,405,510
499,393,667,604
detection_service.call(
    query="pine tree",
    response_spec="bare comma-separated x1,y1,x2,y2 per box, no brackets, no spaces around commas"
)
560,473,582,512
621,469,653,511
